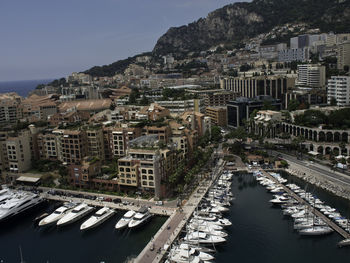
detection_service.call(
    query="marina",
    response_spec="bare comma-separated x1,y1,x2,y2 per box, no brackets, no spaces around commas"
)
257,170,350,240
1,168,350,262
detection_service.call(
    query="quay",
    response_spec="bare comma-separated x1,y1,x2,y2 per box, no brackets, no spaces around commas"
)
41,193,174,216
260,169,350,239
134,159,226,263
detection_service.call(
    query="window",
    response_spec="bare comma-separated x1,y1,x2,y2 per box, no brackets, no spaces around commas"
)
148,176,154,180
148,170,153,174
142,169,146,173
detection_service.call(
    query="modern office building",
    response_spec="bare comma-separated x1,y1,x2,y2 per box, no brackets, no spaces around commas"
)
227,96,282,128
220,76,295,103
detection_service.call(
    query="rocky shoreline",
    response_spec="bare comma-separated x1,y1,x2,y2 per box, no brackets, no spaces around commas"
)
286,166,350,201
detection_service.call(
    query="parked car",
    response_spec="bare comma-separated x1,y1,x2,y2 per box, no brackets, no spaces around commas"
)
113,198,122,203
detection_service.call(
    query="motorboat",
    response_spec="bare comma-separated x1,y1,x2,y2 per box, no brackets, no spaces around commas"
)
184,231,226,245
298,226,333,236
338,238,350,247
189,219,224,230
128,207,152,228
57,203,94,226
0,189,43,222
169,243,214,263
187,228,227,238
190,217,231,227
39,202,77,226
115,210,136,230
80,207,115,231
188,222,224,232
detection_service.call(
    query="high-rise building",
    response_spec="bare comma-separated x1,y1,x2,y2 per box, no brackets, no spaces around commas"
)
327,76,350,106
297,64,326,88
337,42,350,70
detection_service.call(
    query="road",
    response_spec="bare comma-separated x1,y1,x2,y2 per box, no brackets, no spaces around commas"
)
271,151,350,187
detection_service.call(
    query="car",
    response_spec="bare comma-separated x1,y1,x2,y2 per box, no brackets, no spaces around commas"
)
113,198,121,203
104,197,112,202
155,201,163,206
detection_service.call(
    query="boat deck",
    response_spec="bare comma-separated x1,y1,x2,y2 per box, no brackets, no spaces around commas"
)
260,169,350,239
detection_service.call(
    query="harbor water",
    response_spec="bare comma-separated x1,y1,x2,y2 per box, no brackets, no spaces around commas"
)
0,203,166,263
215,172,350,263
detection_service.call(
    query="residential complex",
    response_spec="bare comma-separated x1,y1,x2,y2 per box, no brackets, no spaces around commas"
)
327,76,350,106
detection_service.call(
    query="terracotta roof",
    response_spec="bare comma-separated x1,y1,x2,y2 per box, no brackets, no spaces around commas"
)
59,99,112,112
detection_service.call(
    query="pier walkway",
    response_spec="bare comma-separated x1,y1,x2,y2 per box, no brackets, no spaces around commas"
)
260,169,350,239
134,159,226,263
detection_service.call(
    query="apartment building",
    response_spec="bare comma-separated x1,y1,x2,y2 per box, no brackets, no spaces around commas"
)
206,107,227,127
278,48,310,62
0,93,21,124
86,128,105,161
37,132,60,161
5,130,32,182
297,64,326,88
142,126,171,143
20,94,57,122
69,157,101,188
110,127,142,157
154,99,205,115
60,130,88,165
327,76,350,106
337,42,350,70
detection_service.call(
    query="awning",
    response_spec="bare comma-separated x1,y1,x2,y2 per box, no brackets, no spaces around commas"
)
16,176,41,183
308,151,320,156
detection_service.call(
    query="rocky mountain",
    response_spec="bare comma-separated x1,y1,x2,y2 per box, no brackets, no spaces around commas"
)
153,0,350,55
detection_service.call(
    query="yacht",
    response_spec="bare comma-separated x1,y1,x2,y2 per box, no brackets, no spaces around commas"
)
338,238,350,247
80,207,115,231
128,207,152,228
115,210,136,230
57,203,94,226
187,228,227,238
39,202,77,226
169,243,214,263
188,221,224,231
0,189,43,222
184,231,226,245
298,226,333,236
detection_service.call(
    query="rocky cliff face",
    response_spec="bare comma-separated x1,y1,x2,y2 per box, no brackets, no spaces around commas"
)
153,0,350,55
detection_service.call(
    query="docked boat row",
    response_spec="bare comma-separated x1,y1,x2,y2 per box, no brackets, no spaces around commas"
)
0,186,44,222
254,171,341,238
36,200,152,231
165,170,234,263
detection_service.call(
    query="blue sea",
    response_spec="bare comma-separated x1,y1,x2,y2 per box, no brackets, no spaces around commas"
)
0,79,54,97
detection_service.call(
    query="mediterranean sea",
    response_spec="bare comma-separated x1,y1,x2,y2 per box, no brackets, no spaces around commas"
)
0,79,53,97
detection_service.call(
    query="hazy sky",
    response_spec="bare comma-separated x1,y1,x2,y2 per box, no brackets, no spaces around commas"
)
0,0,245,81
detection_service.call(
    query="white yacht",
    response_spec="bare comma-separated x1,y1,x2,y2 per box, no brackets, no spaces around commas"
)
128,207,152,228
115,210,136,230
169,243,214,263
187,228,227,238
57,203,94,226
0,189,43,222
80,207,115,231
188,221,224,231
39,202,77,226
184,231,226,245
298,226,333,236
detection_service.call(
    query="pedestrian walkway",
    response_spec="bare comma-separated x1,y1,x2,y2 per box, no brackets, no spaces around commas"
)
134,159,225,263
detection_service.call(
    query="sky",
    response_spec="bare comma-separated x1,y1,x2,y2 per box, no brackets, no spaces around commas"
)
0,0,246,81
